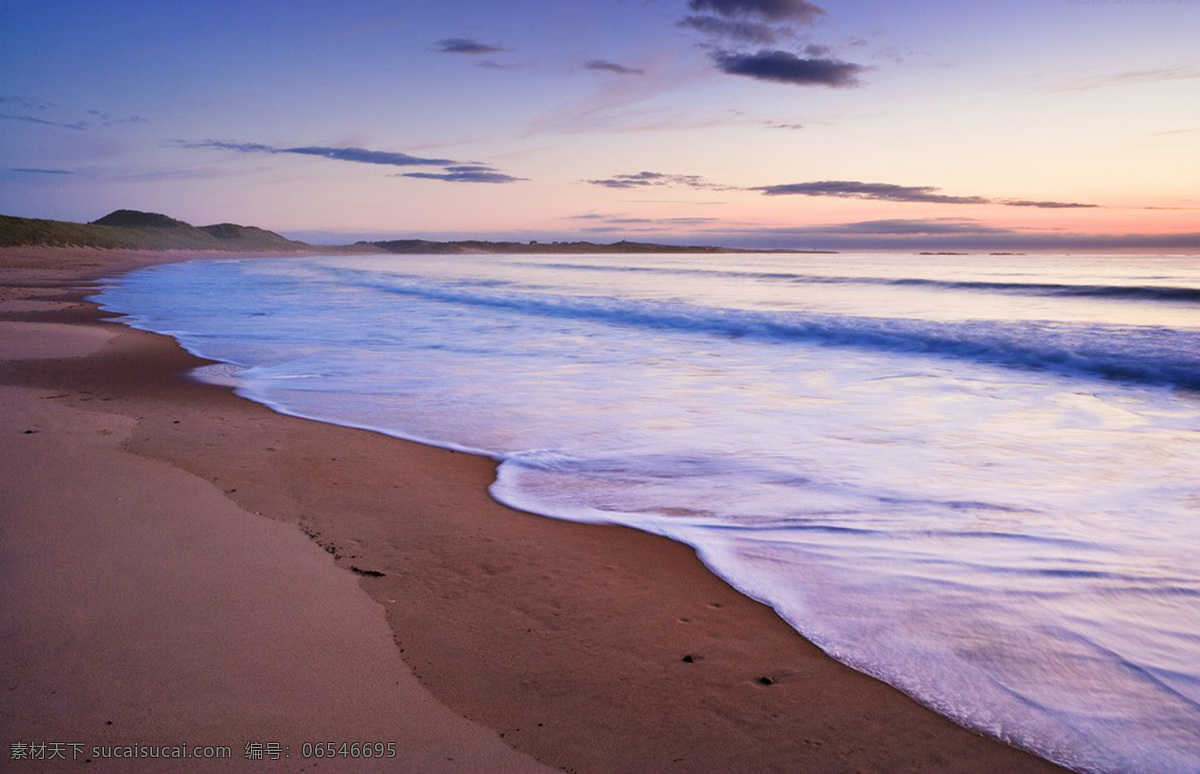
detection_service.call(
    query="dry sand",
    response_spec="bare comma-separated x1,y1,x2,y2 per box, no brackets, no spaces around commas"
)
0,247,1067,772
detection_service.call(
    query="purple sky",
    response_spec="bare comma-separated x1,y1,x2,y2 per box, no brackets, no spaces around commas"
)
2,0,1198,250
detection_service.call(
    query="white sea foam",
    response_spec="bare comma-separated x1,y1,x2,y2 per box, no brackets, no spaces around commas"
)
96,252,1200,772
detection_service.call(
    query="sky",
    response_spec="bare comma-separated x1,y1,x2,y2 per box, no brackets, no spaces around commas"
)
2,0,1198,251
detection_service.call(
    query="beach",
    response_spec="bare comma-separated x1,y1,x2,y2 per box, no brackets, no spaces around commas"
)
0,247,1066,772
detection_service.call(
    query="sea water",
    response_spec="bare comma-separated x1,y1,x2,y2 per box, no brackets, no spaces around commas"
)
96,252,1200,772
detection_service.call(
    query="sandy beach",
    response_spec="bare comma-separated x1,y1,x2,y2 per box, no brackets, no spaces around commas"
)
0,247,1066,772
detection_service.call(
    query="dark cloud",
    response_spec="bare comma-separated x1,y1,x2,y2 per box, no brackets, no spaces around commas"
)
178,140,453,167
755,180,1101,208
285,145,453,167
9,167,75,174
678,15,782,44
763,120,804,130
756,180,989,204
401,165,525,184
437,38,506,55
1,113,86,130
585,171,730,190
680,2,864,90
588,176,661,189
809,218,1016,235
711,49,863,87
585,173,1100,210
1003,200,1101,209
688,0,826,23
177,139,522,183
584,60,644,75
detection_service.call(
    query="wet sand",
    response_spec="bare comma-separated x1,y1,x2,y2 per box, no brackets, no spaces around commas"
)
0,247,1066,772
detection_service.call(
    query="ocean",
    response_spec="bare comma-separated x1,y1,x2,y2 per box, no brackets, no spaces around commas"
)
95,251,1200,773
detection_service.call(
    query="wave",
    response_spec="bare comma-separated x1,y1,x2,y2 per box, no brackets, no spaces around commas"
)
889,277,1200,302
99,257,1200,773
525,261,1200,303
327,267,1200,391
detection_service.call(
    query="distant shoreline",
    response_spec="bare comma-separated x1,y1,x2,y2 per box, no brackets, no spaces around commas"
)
0,210,837,255
362,237,836,255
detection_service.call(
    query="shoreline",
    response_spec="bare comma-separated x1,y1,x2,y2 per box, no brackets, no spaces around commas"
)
1,247,1066,771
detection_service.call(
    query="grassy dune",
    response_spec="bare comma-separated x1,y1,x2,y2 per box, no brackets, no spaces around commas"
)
0,210,308,251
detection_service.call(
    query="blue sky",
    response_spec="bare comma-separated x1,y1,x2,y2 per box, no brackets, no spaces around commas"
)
2,0,1198,250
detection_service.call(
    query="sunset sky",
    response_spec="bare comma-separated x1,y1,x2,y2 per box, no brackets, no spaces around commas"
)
2,0,1198,250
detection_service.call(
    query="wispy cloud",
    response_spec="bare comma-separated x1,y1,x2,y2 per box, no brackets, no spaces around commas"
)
0,96,54,110
104,163,255,183
87,109,149,127
570,213,721,227
584,60,644,75
755,180,1098,208
804,218,1016,235
587,175,1101,209
525,67,719,135
585,171,733,190
1,102,147,131
437,38,506,55
1003,199,1100,209
580,226,668,234
711,49,864,87
574,215,725,234
757,180,987,203
1047,65,1200,93
175,139,522,184
285,145,454,166
9,167,76,175
1,113,86,130
176,139,454,167
400,165,525,184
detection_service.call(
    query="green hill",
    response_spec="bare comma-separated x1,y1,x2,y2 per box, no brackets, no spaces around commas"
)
0,210,308,251
91,210,193,229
